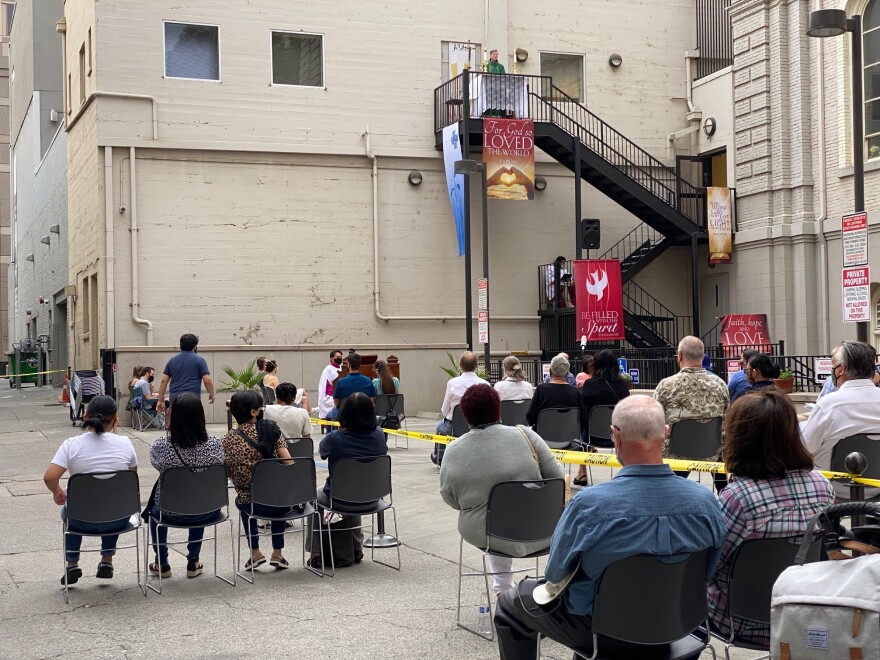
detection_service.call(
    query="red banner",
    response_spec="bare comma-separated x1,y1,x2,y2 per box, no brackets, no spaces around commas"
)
719,314,772,357
573,260,625,341
483,118,535,201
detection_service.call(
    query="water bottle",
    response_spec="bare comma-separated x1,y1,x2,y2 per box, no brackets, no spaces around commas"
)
476,604,491,635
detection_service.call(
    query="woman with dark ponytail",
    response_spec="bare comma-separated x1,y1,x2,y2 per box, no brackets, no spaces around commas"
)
43,396,138,585
222,390,294,570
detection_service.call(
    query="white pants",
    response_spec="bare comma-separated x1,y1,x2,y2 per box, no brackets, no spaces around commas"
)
487,555,514,593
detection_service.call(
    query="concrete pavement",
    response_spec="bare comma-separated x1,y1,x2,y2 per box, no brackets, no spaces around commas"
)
0,386,754,659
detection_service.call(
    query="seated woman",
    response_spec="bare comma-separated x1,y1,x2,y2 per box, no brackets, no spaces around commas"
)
262,360,280,391
148,393,224,578
526,355,583,428
223,390,294,570
708,390,834,645
574,355,594,388
128,365,144,391
440,384,562,594
43,396,138,585
372,359,400,396
308,392,387,567
494,355,534,401
730,353,778,403
264,382,311,439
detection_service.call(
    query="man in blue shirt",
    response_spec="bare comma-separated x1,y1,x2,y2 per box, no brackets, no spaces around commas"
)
327,353,376,420
494,395,726,659
727,348,758,401
156,333,215,413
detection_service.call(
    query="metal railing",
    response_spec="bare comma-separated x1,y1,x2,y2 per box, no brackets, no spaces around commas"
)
434,71,705,229
624,281,693,348
695,0,733,80
599,223,666,279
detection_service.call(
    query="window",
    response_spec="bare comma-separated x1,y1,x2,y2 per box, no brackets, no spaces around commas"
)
540,52,585,103
866,0,880,160
271,31,323,86
67,73,71,115
0,1,14,41
164,22,220,81
78,43,85,104
87,28,92,76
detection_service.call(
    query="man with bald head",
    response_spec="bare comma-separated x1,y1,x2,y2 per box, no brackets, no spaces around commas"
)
432,351,489,465
493,396,725,659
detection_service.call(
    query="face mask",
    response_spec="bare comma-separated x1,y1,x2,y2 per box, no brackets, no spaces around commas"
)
148,375,155,383
333,358,342,366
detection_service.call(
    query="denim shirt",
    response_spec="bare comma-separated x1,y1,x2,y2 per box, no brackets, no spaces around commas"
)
545,463,726,616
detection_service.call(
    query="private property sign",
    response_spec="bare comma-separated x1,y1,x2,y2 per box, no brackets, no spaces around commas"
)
842,212,869,267
842,266,871,323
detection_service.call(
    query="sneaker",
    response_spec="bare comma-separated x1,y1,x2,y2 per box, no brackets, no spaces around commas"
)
149,562,172,578
186,559,203,578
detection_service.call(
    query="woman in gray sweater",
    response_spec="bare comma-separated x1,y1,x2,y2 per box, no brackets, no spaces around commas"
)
440,384,563,594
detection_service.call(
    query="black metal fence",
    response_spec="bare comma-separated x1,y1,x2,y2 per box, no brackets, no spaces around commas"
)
695,0,733,80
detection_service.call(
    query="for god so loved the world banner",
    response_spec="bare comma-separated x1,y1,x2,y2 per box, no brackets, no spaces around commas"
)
573,259,625,341
483,119,535,201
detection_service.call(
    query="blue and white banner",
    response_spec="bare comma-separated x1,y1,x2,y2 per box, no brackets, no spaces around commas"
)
442,124,466,256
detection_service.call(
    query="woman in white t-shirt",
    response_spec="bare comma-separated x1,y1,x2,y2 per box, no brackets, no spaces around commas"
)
43,396,138,586
264,382,312,439
493,355,534,401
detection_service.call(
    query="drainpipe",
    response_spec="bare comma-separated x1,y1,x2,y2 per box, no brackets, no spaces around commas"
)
66,91,159,139
668,51,703,161
815,39,830,351
103,147,116,350
363,127,535,323
129,147,154,345
55,19,67,121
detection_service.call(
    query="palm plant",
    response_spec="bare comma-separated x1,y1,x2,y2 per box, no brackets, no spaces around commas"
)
439,351,489,380
219,359,264,392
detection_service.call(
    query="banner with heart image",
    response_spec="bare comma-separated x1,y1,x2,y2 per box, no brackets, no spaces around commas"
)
483,118,535,200
573,259,625,341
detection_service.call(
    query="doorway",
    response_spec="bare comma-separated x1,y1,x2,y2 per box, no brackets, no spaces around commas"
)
700,273,729,339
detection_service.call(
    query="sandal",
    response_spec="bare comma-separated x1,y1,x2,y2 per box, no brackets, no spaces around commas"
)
269,556,289,570
149,562,172,578
244,556,266,571
572,475,590,487
186,559,203,578
95,562,114,579
61,565,82,586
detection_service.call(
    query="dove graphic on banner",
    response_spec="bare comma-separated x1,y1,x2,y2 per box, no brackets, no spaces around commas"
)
442,125,466,256
574,260,624,341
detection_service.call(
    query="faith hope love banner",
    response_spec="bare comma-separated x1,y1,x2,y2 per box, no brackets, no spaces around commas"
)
483,118,535,201
719,314,772,357
574,259,625,341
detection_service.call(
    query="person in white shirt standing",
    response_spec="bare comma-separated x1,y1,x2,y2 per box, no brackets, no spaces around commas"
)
264,382,312,439
318,350,343,421
433,352,489,465
802,340,880,498
43,396,138,586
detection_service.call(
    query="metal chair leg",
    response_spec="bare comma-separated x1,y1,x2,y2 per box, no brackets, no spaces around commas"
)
235,512,255,585
214,516,236,587
455,537,494,641
61,526,70,605
137,523,146,597
371,507,401,571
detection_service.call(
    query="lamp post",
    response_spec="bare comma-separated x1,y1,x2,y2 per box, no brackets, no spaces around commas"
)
454,159,490,372
808,9,868,343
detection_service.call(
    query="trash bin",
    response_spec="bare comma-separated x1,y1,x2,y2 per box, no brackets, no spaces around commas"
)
7,350,40,387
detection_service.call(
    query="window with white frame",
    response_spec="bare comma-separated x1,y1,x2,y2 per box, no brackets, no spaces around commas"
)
540,52,585,103
164,22,220,81
271,31,323,87
866,0,880,160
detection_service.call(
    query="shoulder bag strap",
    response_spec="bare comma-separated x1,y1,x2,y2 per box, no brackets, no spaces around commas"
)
169,442,197,473
234,428,268,458
515,425,540,464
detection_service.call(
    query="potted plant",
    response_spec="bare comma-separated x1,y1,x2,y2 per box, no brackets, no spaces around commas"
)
773,369,794,394
439,351,490,381
219,359,264,392
620,371,634,390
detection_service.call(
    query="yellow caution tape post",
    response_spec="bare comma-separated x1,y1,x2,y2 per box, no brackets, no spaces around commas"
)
308,418,880,490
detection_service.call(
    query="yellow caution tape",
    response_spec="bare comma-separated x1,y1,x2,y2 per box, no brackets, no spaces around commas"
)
0,369,67,379
308,418,880,489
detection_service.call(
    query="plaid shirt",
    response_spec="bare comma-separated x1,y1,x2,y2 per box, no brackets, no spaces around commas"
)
708,470,834,645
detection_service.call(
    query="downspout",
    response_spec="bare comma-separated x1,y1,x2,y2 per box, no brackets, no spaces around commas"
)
363,127,535,323
55,19,67,120
66,91,158,139
103,147,116,352
129,147,154,345
816,39,830,350
668,51,703,161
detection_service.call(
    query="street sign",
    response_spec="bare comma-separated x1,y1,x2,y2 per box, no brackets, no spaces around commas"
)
617,357,627,374
727,360,741,374
842,266,871,323
814,357,832,384
842,212,869,268
478,278,488,311
628,368,640,385
478,310,489,344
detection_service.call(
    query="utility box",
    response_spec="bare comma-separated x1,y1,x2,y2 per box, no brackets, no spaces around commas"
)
7,348,40,387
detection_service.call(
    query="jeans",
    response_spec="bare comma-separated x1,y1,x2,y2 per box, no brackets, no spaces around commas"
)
436,419,453,436
236,502,291,550
149,506,222,565
61,506,130,563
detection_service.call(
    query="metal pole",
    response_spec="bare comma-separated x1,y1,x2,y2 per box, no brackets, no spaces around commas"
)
462,72,474,350
691,232,701,337
850,16,868,343
363,510,400,548
481,163,490,372
574,138,583,260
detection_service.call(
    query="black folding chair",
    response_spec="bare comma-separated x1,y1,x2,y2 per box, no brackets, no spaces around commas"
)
62,470,145,603
286,437,314,459
667,417,723,487
712,537,822,660
375,393,407,449
435,405,468,467
499,399,530,427
236,458,320,583
584,404,616,483
146,464,234,593
319,455,400,574
456,479,565,640
535,407,581,450
552,550,713,660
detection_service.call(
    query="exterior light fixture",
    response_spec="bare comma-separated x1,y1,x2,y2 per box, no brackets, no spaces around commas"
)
40,235,50,245
407,170,423,186
49,224,60,234
806,9,848,37
703,117,717,137
534,176,548,191
515,48,529,63
25,254,34,262
608,53,623,68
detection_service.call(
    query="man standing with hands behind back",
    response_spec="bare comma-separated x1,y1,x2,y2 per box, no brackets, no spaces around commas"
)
156,334,215,413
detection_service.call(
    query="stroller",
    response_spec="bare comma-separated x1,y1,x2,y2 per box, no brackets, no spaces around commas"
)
67,370,105,426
